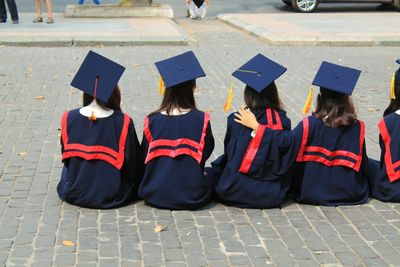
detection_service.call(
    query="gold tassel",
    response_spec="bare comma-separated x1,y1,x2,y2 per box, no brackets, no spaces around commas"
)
390,72,396,100
224,82,234,112
159,76,165,95
302,87,313,115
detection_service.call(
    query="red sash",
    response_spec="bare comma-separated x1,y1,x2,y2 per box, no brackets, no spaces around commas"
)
378,118,400,182
296,117,364,172
144,113,210,164
239,108,283,174
61,112,130,170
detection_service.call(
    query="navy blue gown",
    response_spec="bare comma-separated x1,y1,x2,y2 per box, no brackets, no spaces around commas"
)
57,109,142,209
139,109,215,210
368,113,400,202
212,108,293,208
256,116,370,206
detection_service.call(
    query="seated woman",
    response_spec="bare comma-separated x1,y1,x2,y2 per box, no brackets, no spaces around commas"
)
235,61,370,206
57,51,142,209
139,51,215,210
368,59,400,202
211,54,293,209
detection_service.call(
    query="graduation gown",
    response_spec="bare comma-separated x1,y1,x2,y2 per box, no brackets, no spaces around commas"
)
139,109,215,210
368,113,400,201
212,108,292,208
257,116,369,206
57,109,142,209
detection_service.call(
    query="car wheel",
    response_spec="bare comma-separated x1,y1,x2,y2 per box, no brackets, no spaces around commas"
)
282,0,292,6
394,0,400,11
292,0,318,12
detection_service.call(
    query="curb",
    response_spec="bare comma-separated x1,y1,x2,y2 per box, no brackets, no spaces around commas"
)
217,14,400,47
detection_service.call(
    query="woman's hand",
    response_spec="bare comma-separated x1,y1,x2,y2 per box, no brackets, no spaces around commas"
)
234,105,259,131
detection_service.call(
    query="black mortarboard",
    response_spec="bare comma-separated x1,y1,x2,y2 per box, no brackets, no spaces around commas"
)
155,51,206,88
232,53,287,93
71,50,125,103
312,61,361,95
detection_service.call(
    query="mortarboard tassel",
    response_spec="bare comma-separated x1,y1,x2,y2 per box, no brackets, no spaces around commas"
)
89,77,99,127
224,82,234,112
390,72,396,100
159,76,165,95
302,86,313,115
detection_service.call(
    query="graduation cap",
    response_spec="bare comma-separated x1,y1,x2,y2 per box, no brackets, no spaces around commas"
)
155,51,206,89
232,53,287,93
71,50,125,103
312,61,361,96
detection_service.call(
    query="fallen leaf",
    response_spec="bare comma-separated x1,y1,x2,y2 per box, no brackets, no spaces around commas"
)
368,107,380,112
154,224,168,233
35,96,45,100
62,240,76,247
205,108,214,112
25,67,33,77
16,152,27,156
132,64,140,68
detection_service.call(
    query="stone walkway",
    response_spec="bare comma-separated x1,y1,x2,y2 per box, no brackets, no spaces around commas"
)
0,18,399,266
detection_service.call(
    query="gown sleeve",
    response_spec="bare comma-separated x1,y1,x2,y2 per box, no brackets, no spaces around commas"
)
241,120,303,177
122,119,144,188
201,120,215,168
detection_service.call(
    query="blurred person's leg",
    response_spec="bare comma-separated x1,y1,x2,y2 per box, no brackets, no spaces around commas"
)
0,0,7,22
44,0,53,23
33,0,43,22
6,0,18,22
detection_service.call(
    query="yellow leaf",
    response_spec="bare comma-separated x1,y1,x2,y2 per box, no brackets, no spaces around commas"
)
154,224,168,233
62,240,76,247
35,96,45,100
16,152,27,156
25,67,33,77
368,107,380,112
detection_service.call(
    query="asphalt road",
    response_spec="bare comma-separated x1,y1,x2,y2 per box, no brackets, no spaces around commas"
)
17,0,393,17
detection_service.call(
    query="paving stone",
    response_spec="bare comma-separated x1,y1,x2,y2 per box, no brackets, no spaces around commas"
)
1,18,400,267
164,248,185,261
54,253,76,266
77,251,98,263
228,255,251,266
335,251,363,266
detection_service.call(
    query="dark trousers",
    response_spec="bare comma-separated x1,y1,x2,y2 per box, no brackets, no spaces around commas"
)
0,0,18,21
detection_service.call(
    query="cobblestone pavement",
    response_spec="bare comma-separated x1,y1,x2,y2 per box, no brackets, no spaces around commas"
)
0,19,400,267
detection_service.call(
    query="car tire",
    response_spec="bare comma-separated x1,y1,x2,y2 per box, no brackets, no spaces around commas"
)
292,0,318,12
282,0,292,6
394,0,400,11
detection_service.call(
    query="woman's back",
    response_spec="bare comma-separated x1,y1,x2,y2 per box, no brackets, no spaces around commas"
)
139,109,214,210
58,109,141,209
294,116,369,206
214,108,292,208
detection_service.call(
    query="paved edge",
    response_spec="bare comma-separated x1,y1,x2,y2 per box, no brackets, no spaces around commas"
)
0,18,189,47
217,14,400,47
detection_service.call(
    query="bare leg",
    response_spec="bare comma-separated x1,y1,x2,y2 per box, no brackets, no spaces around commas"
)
35,0,42,18
45,0,53,19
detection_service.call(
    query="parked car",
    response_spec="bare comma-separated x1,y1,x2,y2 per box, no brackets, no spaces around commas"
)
283,0,400,12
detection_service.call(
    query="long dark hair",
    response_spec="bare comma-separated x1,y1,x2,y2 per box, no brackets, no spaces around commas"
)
83,85,122,112
151,79,196,115
383,71,400,116
313,88,357,128
244,82,283,112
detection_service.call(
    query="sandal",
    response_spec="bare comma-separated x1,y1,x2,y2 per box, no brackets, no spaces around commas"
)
33,17,43,23
46,17,54,24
